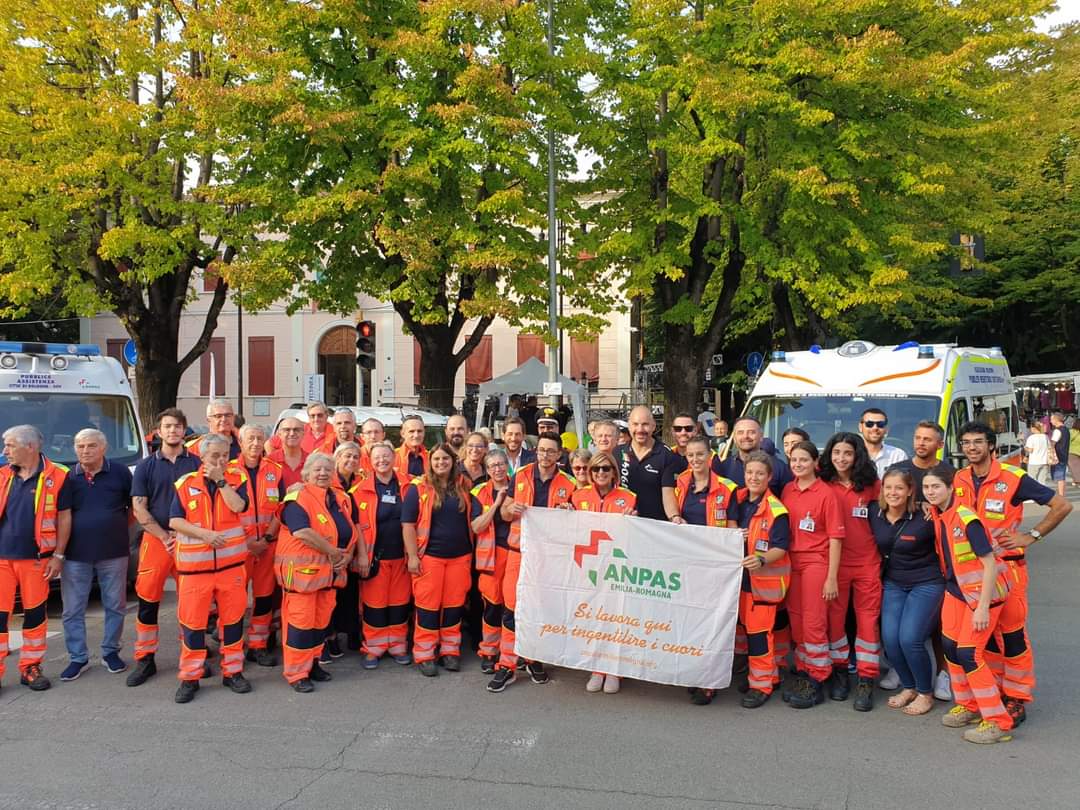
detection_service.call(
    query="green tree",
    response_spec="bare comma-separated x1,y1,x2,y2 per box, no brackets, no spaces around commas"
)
579,0,1050,425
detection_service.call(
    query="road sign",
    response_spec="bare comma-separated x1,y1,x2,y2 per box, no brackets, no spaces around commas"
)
542,382,563,396
711,353,723,366
746,352,763,375
123,339,137,366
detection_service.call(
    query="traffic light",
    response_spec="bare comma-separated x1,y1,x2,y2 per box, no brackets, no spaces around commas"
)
356,320,376,370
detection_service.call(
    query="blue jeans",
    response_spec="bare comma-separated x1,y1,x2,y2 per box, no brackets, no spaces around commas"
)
880,579,944,694
60,557,128,663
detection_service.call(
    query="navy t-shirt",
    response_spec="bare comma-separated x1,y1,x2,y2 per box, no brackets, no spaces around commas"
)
868,505,942,587
401,485,471,559
713,453,794,498
0,461,73,559
374,478,404,560
282,491,351,549
470,487,511,549
614,441,681,521
938,515,993,601
132,450,201,530
679,481,710,527
734,495,791,592
68,461,133,562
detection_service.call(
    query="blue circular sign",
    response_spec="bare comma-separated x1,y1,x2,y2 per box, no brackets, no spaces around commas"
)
746,351,763,375
123,339,137,366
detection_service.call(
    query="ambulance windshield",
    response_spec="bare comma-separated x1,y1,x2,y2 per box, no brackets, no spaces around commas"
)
0,393,142,467
745,395,941,458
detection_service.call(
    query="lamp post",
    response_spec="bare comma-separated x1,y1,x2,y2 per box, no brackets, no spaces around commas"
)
546,0,559,408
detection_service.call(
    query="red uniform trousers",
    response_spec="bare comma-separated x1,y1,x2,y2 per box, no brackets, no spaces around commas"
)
281,588,335,683
134,535,177,660
478,546,510,659
827,563,882,678
0,559,49,679
941,592,1013,731
497,549,526,671
985,560,1035,703
411,554,471,663
245,543,277,650
738,591,780,694
177,567,247,681
361,558,412,658
787,551,832,683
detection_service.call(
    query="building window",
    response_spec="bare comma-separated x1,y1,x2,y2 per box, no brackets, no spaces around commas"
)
248,337,274,396
199,337,226,397
570,338,599,386
106,338,129,372
465,335,493,385
517,334,546,365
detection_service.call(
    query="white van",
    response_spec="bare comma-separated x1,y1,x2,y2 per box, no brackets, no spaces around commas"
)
742,340,1019,464
0,342,146,469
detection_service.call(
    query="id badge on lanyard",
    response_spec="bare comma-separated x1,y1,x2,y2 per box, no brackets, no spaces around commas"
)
799,512,816,533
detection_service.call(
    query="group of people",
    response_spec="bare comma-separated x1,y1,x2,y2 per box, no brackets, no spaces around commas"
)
0,399,1070,745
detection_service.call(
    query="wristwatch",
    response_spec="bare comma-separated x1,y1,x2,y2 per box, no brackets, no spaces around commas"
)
1029,529,1043,542
260,534,274,543
215,478,227,488
53,553,66,561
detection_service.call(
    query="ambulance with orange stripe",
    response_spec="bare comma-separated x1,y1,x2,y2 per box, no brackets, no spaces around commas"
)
742,341,1019,464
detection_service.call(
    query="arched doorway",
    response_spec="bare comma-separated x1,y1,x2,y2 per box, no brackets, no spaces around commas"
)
317,325,363,406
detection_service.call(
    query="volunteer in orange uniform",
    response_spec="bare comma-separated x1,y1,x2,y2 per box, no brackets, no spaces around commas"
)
331,408,358,454
491,433,576,692
819,432,882,711
358,418,387,478
269,417,308,490
952,420,1071,726
326,441,364,657
733,451,791,708
671,435,737,704
168,433,253,704
275,453,356,692
355,442,413,668
460,432,490,487
402,443,473,676
229,424,283,668
924,465,1015,744
471,449,513,674
571,450,636,695
781,441,845,709
187,399,241,459
0,425,71,691
395,415,429,477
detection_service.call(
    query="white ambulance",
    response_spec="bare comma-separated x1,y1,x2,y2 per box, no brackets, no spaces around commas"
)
0,342,147,469
742,340,1019,463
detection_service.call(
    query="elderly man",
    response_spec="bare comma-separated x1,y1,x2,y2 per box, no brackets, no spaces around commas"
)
60,429,133,681
612,406,681,522
229,424,283,667
169,433,252,703
0,425,72,691
188,399,241,459
590,420,619,454
269,417,308,490
444,414,469,452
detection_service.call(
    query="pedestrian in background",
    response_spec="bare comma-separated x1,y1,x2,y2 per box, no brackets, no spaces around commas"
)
782,428,811,462
1069,418,1080,488
1049,412,1069,497
1023,421,1052,486
858,408,908,477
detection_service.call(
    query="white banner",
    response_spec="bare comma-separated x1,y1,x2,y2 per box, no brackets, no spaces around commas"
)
515,508,744,689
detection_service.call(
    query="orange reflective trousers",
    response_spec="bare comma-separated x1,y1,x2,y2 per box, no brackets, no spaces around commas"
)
411,554,471,663
134,535,177,660
478,546,510,659
177,567,247,681
281,589,335,683
985,560,1035,703
738,591,779,694
941,592,1013,731
244,543,277,650
0,559,49,679
361,558,412,658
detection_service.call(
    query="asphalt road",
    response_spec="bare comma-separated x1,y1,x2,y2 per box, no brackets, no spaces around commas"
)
3,494,1079,810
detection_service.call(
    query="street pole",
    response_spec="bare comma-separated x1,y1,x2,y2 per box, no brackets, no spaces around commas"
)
236,284,244,418
546,0,559,409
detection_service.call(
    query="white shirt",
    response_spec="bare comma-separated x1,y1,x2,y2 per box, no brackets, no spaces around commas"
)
1025,433,1051,466
869,443,909,478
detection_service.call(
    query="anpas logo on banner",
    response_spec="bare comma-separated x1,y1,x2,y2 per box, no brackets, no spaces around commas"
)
515,508,744,690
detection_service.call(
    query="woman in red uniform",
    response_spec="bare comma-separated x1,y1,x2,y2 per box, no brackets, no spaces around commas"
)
672,435,738,705
924,465,1015,744
275,453,356,692
819,431,882,711
402,443,473,676
781,440,845,709
570,450,637,694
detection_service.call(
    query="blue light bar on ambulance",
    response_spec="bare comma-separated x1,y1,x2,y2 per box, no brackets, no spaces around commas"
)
771,350,786,362
0,342,101,357
917,345,935,359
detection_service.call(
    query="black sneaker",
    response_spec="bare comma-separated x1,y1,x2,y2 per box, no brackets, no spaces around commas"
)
126,655,157,687
417,660,439,677
742,688,771,709
174,680,199,704
829,668,850,701
291,678,314,693
246,648,278,667
732,654,749,693
516,657,527,671
689,688,714,705
526,661,550,684
781,669,797,703
486,667,516,693
789,676,824,709
317,646,333,665
223,673,252,694
20,664,51,691
479,656,497,675
439,655,461,672
325,638,344,659
1005,698,1027,726
310,663,333,682
853,676,874,712
346,633,362,651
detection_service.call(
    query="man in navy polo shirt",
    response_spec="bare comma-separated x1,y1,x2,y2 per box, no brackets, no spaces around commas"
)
59,429,133,681
127,408,200,687
613,406,681,522
713,416,794,497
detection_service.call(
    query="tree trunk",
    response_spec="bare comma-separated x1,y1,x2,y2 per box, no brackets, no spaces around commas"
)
662,324,705,441
133,352,182,431
416,331,459,413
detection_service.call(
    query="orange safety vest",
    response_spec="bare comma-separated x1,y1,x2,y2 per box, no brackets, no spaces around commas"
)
394,445,429,477
227,456,283,539
0,456,69,557
185,428,240,457
737,489,791,603
407,476,474,558
172,467,251,574
953,459,1027,558
935,504,1011,610
275,484,356,591
507,464,576,549
673,469,737,527
349,471,410,566
570,485,637,514
470,479,513,572
303,426,337,456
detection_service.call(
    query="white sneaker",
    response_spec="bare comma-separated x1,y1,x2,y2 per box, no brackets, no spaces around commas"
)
934,669,953,701
603,675,621,694
586,673,605,693
879,668,901,690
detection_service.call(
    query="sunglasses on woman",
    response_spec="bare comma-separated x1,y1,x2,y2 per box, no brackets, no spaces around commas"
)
591,465,614,473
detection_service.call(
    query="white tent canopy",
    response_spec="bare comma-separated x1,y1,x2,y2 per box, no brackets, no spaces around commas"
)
475,357,587,446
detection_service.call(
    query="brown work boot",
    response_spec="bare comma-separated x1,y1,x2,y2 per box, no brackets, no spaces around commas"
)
941,705,981,728
963,720,1013,744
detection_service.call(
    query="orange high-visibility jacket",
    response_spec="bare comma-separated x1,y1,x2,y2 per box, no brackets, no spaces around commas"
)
0,456,69,556
471,479,513,572
227,456,283,539
172,467,251,574
275,484,357,592
350,471,411,566
394,445,429,478
570,485,637,514
953,460,1027,558
674,469,737,527
737,488,791,604
507,464,576,549
935,503,1011,610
